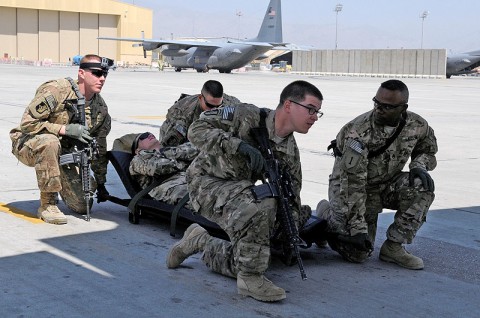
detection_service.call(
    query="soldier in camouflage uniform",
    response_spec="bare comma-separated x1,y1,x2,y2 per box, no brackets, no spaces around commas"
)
117,132,199,206
166,80,324,302
159,80,241,147
317,79,437,270
9,54,113,224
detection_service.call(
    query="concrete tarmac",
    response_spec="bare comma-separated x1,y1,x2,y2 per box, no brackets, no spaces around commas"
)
1,65,479,318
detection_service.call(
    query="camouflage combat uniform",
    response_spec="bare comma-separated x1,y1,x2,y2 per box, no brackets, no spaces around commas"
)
318,109,437,260
186,104,309,278
129,142,199,207
10,78,111,213
159,93,240,147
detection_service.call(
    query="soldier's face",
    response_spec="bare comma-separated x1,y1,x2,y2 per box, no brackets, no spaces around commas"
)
136,133,160,152
199,93,223,111
288,95,322,134
373,88,408,127
79,65,106,96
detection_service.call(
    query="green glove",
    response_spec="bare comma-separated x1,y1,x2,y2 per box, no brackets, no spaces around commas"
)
409,167,435,192
238,142,266,175
65,124,92,144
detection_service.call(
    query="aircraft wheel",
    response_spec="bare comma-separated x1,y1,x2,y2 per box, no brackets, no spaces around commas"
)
224,70,232,74
219,70,224,73
196,69,204,73
175,68,182,72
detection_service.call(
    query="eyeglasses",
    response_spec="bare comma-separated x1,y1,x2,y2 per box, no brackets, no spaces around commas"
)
138,132,152,141
372,97,407,111
289,99,324,118
86,68,109,78
201,93,223,108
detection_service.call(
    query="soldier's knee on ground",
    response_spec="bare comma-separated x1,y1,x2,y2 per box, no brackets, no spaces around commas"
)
327,238,370,263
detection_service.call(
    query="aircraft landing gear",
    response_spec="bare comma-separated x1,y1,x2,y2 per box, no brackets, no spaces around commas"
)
175,67,182,72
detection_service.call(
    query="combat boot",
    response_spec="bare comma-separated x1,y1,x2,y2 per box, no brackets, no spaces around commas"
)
166,223,210,269
38,192,67,225
379,240,424,270
314,199,330,248
237,272,286,302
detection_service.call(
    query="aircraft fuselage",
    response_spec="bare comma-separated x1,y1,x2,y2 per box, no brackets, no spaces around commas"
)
164,44,272,72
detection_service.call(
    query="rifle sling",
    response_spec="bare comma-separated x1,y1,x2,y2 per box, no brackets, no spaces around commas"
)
367,113,407,158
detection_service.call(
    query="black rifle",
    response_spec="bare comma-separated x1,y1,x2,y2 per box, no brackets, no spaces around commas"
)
59,78,99,221
250,124,307,281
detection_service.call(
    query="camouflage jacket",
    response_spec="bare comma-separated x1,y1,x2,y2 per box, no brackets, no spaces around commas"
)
129,142,199,190
159,93,240,147
330,109,438,233
186,104,302,219
9,78,111,184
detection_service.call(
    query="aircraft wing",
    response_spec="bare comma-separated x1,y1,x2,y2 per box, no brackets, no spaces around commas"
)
98,36,222,49
225,40,274,49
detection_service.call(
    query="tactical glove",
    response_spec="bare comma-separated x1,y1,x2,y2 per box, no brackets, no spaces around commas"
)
238,142,266,175
409,167,435,192
96,183,109,203
65,124,92,144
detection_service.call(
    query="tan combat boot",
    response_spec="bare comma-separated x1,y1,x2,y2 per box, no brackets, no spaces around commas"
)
314,199,330,248
237,272,286,302
166,223,210,269
38,192,67,225
379,240,424,270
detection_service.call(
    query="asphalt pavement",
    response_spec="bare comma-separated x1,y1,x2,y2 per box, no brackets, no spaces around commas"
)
0,64,479,318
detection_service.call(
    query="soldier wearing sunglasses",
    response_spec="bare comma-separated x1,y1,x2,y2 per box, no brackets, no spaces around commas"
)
112,132,199,207
9,54,114,224
159,80,241,147
317,79,438,270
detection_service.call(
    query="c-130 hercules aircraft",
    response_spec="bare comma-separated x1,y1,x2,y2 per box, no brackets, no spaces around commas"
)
99,0,297,73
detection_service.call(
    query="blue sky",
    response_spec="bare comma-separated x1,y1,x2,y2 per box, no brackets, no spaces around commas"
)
121,0,480,54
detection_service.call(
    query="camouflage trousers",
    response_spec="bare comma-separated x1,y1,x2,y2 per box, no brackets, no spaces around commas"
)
148,173,191,209
12,133,95,214
319,172,435,262
191,177,277,278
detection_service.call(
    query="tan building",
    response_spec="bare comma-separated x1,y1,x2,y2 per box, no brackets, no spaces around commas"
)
0,0,152,64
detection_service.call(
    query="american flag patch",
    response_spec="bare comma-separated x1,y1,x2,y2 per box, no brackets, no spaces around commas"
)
349,139,364,154
45,94,57,111
221,106,235,121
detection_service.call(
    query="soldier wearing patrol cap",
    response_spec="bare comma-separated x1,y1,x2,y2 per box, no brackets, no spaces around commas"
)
9,54,114,224
317,79,438,270
159,80,241,147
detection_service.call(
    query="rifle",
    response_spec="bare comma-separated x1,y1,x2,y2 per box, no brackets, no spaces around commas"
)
250,113,307,281
59,77,99,221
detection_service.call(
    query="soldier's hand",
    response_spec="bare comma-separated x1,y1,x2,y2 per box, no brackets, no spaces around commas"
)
96,183,109,203
409,167,435,192
65,124,92,144
238,142,266,175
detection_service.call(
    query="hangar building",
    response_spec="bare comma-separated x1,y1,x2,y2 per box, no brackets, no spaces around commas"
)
0,0,152,64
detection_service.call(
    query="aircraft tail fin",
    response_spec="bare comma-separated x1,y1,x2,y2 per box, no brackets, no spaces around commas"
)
248,0,282,43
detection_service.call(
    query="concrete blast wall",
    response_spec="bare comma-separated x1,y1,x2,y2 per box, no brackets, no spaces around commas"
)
292,49,447,78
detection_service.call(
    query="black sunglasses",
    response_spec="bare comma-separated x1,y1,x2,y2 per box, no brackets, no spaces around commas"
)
201,93,223,108
138,132,152,140
87,68,109,78
372,97,407,110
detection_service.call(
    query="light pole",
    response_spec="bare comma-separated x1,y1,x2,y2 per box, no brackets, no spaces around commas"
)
420,10,429,49
334,4,343,50
236,10,243,39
